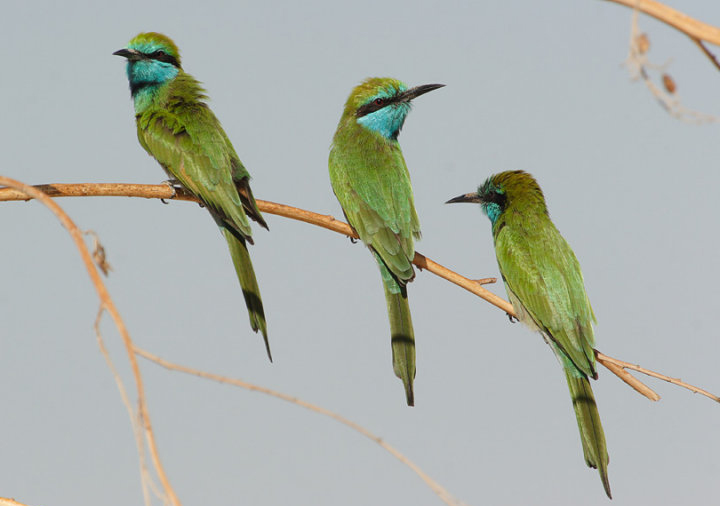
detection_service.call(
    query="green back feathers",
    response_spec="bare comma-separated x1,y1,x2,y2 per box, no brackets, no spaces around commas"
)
329,78,419,286
489,171,597,378
120,34,261,240
329,77,422,405
116,32,270,354
136,74,255,239
449,171,610,494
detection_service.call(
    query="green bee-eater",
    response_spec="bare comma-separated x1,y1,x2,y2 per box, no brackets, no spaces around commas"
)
329,77,443,406
447,170,611,498
114,32,271,360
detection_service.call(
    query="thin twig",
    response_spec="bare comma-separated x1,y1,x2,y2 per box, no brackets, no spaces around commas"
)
134,346,470,506
86,230,113,276
94,308,159,506
0,177,182,506
622,5,719,123
596,354,661,401
1,182,716,402
0,184,514,314
597,351,720,403
0,182,197,202
474,277,497,285
691,37,720,72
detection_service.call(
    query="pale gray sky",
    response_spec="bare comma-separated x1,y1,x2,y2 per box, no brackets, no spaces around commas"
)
1,1,719,505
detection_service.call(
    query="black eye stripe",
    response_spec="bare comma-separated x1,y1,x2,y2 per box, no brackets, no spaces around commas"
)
356,96,397,118
145,50,180,68
479,184,507,210
486,190,506,207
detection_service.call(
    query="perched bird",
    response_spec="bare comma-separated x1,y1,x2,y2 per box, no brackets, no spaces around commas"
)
114,32,271,360
446,170,611,498
329,77,443,406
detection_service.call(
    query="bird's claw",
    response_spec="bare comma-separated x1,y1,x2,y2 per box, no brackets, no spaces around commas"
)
507,313,518,323
349,237,358,244
161,179,180,204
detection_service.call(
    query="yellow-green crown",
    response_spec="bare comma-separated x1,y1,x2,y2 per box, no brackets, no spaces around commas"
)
127,32,181,67
343,77,407,114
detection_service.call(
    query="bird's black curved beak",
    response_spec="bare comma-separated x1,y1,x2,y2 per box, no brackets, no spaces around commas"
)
446,193,483,204
400,83,445,102
113,48,143,61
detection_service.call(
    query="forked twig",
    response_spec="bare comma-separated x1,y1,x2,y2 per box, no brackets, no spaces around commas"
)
597,351,720,402
596,354,661,401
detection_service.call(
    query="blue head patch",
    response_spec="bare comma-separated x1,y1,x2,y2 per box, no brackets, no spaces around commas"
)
478,179,507,225
125,37,180,93
115,33,182,113
356,83,411,140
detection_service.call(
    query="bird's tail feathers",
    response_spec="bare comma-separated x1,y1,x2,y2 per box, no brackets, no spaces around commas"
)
235,178,268,230
564,369,611,499
382,276,416,406
220,225,271,361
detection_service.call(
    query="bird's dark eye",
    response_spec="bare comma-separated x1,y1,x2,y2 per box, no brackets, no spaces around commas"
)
144,49,180,68
356,96,390,118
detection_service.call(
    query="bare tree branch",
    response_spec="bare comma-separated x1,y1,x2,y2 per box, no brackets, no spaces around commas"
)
0,499,32,506
597,351,720,402
0,183,515,313
0,177,182,506
94,309,158,506
621,4,720,122
606,0,720,120
2,181,717,403
1,178,472,506
606,0,720,47
596,354,661,401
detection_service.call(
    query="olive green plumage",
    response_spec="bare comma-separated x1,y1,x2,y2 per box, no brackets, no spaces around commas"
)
115,33,270,360
329,77,443,405
447,170,611,498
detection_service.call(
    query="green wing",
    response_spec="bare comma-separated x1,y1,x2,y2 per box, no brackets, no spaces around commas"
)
495,210,610,496
222,127,267,229
329,134,420,285
135,74,270,357
136,78,254,239
494,216,596,376
329,128,419,405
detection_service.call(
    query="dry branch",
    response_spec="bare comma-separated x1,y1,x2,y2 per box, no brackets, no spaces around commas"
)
597,351,720,402
0,177,182,506
606,0,720,47
2,181,717,403
0,183,513,313
1,178,470,506
0,499,31,506
607,0,720,121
